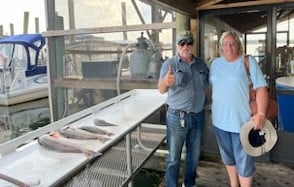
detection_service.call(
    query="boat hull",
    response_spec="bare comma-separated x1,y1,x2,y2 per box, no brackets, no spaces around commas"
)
0,74,48,106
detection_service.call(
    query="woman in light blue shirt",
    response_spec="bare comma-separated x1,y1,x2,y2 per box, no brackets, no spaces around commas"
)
209,31,268,187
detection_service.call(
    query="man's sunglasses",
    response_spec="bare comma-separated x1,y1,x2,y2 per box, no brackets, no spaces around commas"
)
178,39,193,46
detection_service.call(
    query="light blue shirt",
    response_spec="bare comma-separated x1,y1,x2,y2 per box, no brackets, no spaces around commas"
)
159,54,209,113
209,55,267,133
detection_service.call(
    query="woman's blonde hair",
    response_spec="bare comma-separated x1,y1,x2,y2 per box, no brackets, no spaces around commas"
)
219,31,243,56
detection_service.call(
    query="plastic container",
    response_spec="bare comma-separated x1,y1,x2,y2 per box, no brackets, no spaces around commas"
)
82,61,117,78
276,76,294,132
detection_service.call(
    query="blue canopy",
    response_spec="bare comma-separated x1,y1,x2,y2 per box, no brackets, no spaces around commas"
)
0,34,46,76
0,34,45,51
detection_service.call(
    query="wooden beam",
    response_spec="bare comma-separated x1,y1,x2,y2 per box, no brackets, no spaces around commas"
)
195,0,224,10
42,22,176,37
140,0,189,15
196,0,294,10
131,0,152,39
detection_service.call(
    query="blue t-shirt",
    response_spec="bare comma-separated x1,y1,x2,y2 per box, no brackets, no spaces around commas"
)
209,55,267,133
159,54,209,113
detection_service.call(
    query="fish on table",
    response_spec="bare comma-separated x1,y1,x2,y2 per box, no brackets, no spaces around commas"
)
0,173,32,187
38,132,102,159
78,125,114,136
93,119,118,126
59,126,111,143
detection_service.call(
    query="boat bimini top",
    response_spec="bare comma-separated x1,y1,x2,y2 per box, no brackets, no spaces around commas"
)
0,33,46,76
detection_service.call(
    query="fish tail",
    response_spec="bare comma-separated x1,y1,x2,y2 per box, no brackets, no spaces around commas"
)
84,150,102,159
0,173,31,187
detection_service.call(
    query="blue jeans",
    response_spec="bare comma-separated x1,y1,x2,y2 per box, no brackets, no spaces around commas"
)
165,108,204,187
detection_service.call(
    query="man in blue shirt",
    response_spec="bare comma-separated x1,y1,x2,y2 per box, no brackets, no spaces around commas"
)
158,30,209,187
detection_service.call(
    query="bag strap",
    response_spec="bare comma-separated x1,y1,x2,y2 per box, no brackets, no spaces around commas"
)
244,55,256,101
244,55,251,82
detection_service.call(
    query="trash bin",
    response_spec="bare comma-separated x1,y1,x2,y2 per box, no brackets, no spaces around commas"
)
275,76,294,132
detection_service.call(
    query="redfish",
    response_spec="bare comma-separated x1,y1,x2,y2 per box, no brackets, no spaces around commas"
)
78,125,114,136
59,126,110,143
38,133,102,158
93,119,117,126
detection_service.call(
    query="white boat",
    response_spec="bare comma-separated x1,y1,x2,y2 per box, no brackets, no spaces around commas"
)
0,34,48,106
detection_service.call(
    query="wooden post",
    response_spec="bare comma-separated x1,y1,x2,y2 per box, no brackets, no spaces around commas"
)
176,13,190,33
151,4,160,43
9,24,14,35
68,0,75,30
176,13,198,55
54,15,66,120
0,25,3,36
121,2,127,40
191,18,199,56
35,17,39,33
23,11,29,34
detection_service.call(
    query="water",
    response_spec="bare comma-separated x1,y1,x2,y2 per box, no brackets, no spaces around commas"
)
133,168,164,187
0,98,51,144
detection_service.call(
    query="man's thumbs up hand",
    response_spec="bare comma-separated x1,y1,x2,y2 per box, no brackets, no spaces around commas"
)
167,65,173,75
164,65,176,87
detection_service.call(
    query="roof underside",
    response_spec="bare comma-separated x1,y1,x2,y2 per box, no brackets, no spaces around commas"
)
141,0,294,33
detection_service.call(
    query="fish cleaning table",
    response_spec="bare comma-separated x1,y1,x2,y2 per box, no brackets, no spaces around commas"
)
0,89,167,187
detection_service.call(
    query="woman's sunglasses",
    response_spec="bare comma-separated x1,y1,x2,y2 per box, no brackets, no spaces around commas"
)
178,39,193,46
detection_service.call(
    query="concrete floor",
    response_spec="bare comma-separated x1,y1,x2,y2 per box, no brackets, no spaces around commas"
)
194,158,294,187
144,153,294,187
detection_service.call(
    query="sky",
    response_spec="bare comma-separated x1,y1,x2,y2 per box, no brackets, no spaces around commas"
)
0,0,153,36
0,0,46,35
0,0,174,58
0,0,172,38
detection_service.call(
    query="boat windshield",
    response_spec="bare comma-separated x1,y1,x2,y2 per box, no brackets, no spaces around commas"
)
0,43,31,72
0,43,14,70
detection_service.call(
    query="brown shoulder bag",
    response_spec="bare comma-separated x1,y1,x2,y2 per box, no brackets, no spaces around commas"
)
244,55,278,120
